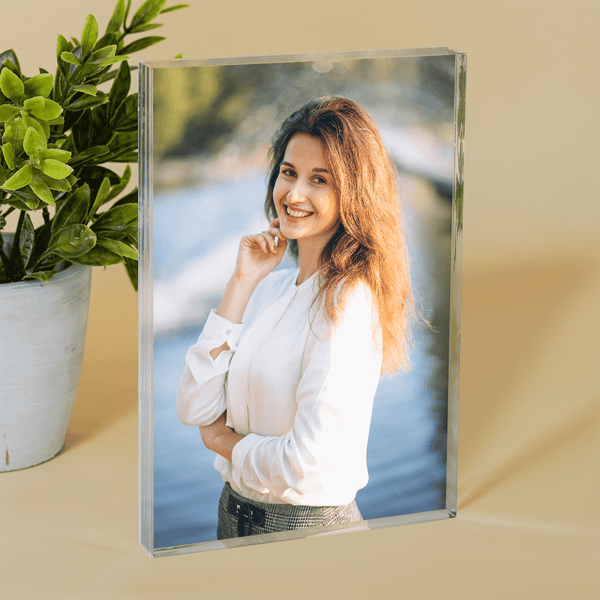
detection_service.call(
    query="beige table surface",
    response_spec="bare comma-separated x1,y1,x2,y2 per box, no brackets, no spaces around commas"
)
1,1,599,599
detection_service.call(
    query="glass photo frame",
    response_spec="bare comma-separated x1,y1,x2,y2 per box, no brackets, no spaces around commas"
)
139,47,466,557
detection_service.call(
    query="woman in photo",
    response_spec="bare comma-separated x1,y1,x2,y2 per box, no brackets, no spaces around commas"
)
177,97,412,539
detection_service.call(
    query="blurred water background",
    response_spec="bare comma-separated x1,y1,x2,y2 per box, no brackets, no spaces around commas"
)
151,54,455,548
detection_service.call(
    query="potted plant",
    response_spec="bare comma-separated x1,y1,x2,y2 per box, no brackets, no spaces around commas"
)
0,0,186,471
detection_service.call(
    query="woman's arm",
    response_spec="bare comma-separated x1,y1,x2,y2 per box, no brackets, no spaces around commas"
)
177,221,287,430
198,412,245,462
210,220,288,360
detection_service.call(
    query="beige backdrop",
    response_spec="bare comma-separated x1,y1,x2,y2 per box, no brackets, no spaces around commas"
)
1,1,598,599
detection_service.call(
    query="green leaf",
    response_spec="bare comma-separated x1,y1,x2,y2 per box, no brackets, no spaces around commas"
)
37,170,72,192
108,62,130,122
2,116,27,148
96,236,138,260
88,176,111,219
60,52,81,66
0,67,24,100
66,91,108,111
2,163,32,190
46,116,65,126
48,223,96,259
129,0,166,30
98,222,137,240
71,244,121,266
89,45,117,62
71,109,91,151
0,105,20,122
38,148,71,163
77,165,120,188
23,73,53,98
92,32,119,53
120,36,165,55
23,96,45,112
106,130,137,160
52,184,90,233
4,185,43,210
22,114,49,143
105,165,131,202
0,59,20,81
0,50,21,75
93,203,137,231
56,34,71,61
29,173,55,205
88,56,128,67
106,0,126,33
23,270,58,283
124,257,138,291
18,212,35,268
81,14,99,58
112,93,138,131
39,158,73,180
173,53,183,59
23,127,44,157
31,219,53,258
1,143,15,170
70,84,97,96
28,98,63,121
110,152,137,163
128,22,163,33
161,4,188,14
69,145,110,166
87,104,113,146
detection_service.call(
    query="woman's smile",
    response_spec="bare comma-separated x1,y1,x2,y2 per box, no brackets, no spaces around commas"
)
284,204,314,219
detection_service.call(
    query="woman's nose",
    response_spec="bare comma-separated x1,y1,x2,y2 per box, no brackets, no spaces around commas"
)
288,180,308,203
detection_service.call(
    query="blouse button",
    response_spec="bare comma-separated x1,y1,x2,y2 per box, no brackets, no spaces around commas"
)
225,329,231,335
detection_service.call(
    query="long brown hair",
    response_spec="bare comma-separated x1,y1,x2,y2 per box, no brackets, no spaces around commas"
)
265,97,412,374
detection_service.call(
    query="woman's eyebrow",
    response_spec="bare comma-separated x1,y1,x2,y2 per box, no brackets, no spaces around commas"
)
281,161,330,174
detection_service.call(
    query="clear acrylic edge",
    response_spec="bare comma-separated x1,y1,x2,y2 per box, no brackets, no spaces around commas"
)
446,51,466,517
139,61,154,558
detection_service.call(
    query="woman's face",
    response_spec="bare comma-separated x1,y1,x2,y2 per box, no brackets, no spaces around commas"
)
273,133,341,252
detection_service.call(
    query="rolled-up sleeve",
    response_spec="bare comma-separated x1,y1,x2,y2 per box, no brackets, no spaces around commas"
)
176,310,244,426
230,285,382,505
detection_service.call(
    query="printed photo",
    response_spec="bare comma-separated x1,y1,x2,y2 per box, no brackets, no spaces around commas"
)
139,48,465,555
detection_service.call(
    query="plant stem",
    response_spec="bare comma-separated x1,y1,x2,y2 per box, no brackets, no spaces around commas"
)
42,207,50,224
1,206,16,219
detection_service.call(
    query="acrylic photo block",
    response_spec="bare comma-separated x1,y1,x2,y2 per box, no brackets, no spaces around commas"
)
138,47,465,557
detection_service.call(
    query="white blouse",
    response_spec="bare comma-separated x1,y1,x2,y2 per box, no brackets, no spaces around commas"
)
176,268,383,506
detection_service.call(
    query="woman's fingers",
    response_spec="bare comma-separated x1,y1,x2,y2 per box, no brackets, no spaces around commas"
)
269,219,287,239
261,219,287,253
243,232,276,254
239,220,287,265
258,228,286,254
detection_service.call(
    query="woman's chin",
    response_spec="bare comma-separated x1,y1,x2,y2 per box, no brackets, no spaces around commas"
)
279,225,299,240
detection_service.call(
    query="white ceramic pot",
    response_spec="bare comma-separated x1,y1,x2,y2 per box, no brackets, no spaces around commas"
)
0,257,92,471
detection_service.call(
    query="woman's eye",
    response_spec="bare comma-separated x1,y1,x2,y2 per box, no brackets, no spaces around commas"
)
313,176,326,184
281,168,296,177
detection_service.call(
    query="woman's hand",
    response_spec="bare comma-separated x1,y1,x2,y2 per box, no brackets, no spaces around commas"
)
212,220,287,343
233,219,287,283
199,412,245,463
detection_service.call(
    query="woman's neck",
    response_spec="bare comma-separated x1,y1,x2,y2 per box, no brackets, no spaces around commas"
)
296,241,322,285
